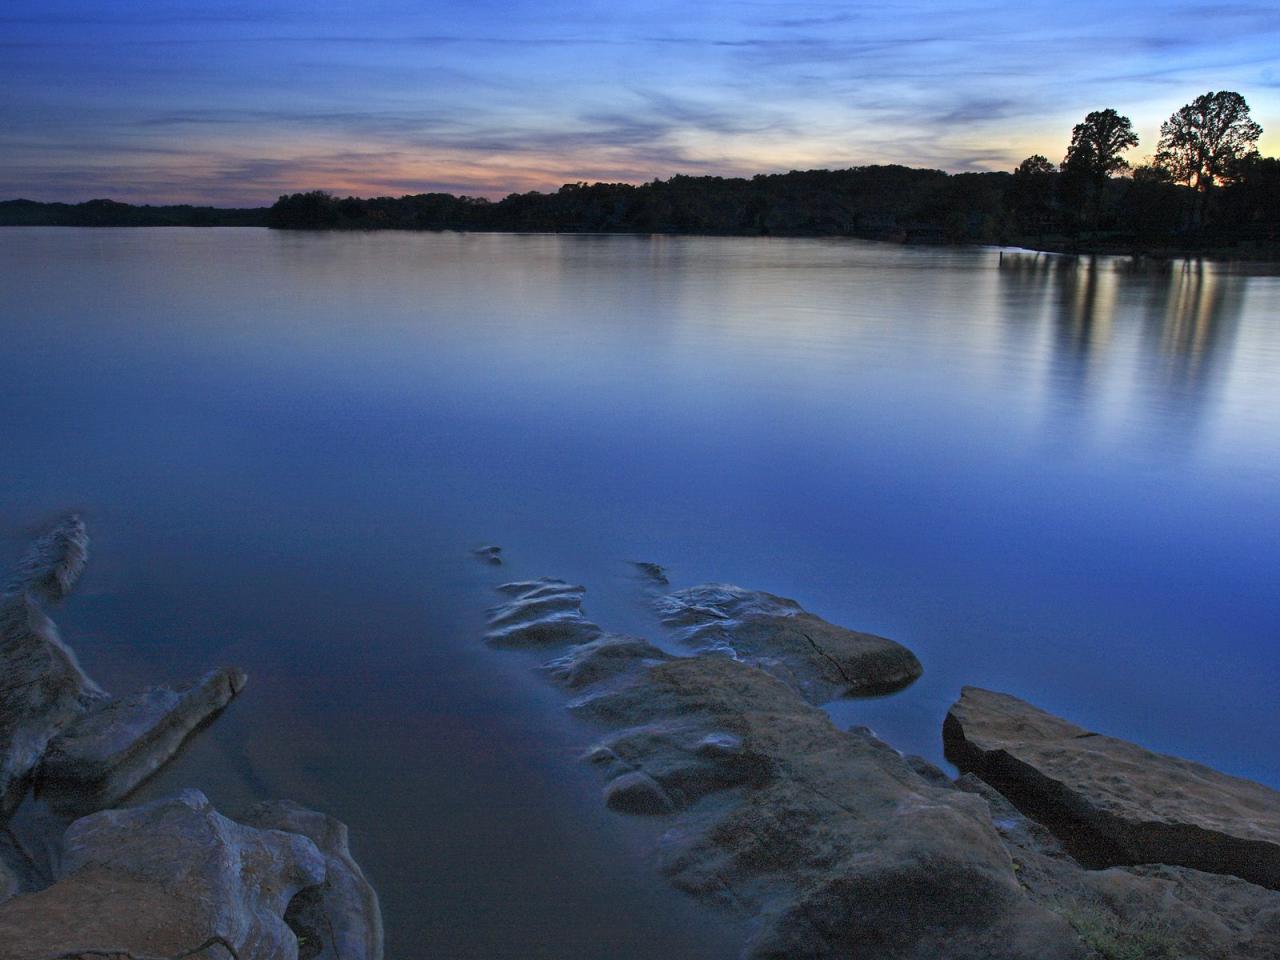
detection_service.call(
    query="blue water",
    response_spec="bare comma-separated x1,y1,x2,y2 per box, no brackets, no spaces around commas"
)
2,228,1278,956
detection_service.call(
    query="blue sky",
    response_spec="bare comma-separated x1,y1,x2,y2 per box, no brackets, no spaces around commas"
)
3,0,1278,204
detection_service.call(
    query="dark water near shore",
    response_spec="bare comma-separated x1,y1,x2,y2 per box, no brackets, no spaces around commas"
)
2,228,1278,957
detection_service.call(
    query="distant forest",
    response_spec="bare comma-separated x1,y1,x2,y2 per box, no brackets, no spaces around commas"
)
262,159,1279,251
5,92,1278,256
0,198,265,227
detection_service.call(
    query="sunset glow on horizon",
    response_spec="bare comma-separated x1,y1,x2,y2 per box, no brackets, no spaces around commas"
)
3,0,1279,205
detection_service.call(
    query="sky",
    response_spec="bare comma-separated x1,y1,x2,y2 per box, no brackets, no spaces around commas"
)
3,0,1279,205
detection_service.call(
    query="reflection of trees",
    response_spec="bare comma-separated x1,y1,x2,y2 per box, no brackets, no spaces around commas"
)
1148,260,1242,391
996,252,1245,458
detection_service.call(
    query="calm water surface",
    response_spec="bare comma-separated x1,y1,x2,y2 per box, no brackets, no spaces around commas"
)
2,228,1278,957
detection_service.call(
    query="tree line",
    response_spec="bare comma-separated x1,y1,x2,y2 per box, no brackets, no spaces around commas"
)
0,198,266,227
266,90,1276,253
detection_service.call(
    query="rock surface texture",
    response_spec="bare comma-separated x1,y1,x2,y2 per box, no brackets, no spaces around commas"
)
0,790,325,960
241,800,385,960
944,768,1280,960
547,635,1084,959
944,686,1280,889
485,578,602,647
655,583,922,703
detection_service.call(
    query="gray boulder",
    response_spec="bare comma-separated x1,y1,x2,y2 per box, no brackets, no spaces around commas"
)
654,583,921,703
944,686,1280,889
0,790,325,960
240,800,384,960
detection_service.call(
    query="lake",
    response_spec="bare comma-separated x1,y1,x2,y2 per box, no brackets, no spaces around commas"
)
2,227,1278,957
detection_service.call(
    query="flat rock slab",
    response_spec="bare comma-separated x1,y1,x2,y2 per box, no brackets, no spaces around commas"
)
936,764,1280,960
944,686,1280,889
654,583,922,704
485,578,602,647
38,667,248,816
0,790,325,960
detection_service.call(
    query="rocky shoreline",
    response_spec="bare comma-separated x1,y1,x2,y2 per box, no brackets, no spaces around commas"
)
485,567,1280,959
0,516,383,960
3,517,1277,959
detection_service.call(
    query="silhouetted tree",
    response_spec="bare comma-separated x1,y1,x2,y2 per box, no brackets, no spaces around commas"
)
1155,91,1262,226
1062,109,1139,235
1063,109,1139,181
1156,91,1262,192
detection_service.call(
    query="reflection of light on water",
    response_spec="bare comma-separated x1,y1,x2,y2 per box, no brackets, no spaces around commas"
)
994,252,1251,466
1160,262,1222,383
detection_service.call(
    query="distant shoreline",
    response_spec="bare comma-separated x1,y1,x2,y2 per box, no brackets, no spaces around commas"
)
3,185,1278,263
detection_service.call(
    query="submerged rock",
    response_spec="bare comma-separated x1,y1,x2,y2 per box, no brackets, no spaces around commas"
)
631,561,669,585
0,790,325,960
472,544,503,566
38,667,248,816
241,800,384,960
485,578,602,647
654,583,922,703
944,686,1280,889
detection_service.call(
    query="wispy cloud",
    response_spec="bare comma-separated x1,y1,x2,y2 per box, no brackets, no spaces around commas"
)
1,0,1277,203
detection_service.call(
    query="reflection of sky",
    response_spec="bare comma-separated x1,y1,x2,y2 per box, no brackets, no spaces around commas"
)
2,0,1278,203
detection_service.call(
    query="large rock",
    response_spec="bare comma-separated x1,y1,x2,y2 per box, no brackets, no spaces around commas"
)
38,667,248,816
552,638,1083,959
654,583,922,703
485,578,602,647
0,790,325,960
944,686,1280,889
0,515,247,824
936,757,1280,960
950,773,1280,960
241,800,384,960
0,516,106,819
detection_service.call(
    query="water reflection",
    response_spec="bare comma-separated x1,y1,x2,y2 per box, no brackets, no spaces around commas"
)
996,251,1246,461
